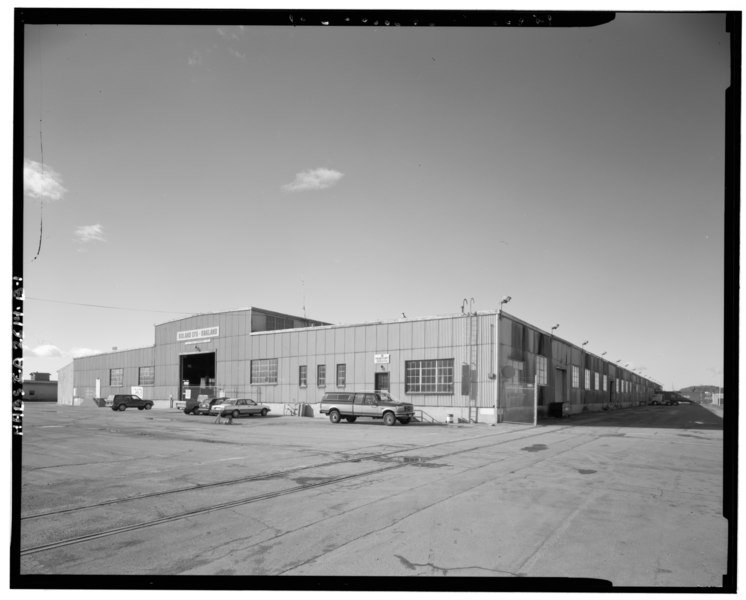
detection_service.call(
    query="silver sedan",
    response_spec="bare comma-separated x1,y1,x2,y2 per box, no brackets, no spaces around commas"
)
210,398,270,419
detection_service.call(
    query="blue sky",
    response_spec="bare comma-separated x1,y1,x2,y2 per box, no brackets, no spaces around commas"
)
18,11,731,390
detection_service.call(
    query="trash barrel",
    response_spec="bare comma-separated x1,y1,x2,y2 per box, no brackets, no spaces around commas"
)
548,402,565,418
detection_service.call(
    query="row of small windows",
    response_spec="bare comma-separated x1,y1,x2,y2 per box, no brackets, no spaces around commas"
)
255,358,456,394
109,367,155,387
109,358,648,395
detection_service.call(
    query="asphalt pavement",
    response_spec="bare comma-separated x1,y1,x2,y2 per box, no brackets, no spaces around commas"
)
14,402,729,591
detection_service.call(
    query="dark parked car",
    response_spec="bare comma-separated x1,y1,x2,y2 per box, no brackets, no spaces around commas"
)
184,395,220,415
110,394,153,411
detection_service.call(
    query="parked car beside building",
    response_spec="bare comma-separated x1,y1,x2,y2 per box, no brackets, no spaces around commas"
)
184,395,220,415
109,394,153,411
210,398,270,419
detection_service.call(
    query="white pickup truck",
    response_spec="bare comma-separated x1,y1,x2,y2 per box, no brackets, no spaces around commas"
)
319,391,415,426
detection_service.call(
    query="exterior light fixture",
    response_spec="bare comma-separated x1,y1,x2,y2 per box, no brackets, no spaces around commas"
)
601,352,607,356
498,296,511,314
582,340,589,347
551,323,560,334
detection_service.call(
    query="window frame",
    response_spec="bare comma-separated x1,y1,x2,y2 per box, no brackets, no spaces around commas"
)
110,368,123,387
405,358,454,395
572,366,580,388
336,363,346,388
250,358,278,385
138,366,155,386
299,365,307,388
536,355,548,386
317,364,326,388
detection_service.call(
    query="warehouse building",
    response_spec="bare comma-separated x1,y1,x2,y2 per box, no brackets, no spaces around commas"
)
57,306,660,423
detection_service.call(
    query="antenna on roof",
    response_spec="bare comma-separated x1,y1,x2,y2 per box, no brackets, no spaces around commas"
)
301,280,306,318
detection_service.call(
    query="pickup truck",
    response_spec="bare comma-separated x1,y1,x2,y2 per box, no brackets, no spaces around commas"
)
319,391,415,426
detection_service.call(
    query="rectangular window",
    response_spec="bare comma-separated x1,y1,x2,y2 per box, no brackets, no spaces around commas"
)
251,358,278,384
317,364,326,387
405,359,454,394
138,366,155,386
336,364,346,388
110,368,123,387
267,315,294,331
584,369,591,390
603,374,608,392
572,366,580,388
299,365,307,387
536,355,548,386
594,372,600,391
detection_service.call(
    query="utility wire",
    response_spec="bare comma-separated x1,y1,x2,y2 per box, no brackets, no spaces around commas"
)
26,296,199,315
33,28,45,262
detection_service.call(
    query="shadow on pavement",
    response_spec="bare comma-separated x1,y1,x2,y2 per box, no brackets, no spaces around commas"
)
538,403,723,431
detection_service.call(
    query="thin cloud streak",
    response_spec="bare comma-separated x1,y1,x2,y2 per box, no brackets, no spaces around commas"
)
75,224,106,243
71,347,101,358
25,344,63,358
282,168,344,192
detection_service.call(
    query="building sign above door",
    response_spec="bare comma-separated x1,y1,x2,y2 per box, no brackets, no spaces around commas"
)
177,326,219,342
374,353,390,364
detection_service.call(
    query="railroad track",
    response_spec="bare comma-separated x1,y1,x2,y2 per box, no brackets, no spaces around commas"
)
21,423,587,557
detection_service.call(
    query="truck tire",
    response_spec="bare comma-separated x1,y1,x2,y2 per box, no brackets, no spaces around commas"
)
145,404,152,410
232,410,240,419
117,404,126,411
329,410,341,424
383,412,396,426
345,416,357,423
261,408,268,417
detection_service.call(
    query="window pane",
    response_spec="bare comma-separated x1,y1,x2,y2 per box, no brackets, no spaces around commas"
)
405,359,454,394
251,359,278,384
110,368,123,387
138,366,155,386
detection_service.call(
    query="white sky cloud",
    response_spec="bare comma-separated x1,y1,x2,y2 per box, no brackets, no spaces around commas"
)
71,347,101,358
25,344,63,358
23,158,67,201
75,224,106,243
282,168,344,192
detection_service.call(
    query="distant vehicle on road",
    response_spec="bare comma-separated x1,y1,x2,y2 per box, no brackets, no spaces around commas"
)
651,391,682,406
110,394,153,411
320,391,415,426
210,398,270,419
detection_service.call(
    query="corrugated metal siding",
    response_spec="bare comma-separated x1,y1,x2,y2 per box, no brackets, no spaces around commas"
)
246,314,498,409
69,307,658,411
57,362,74,404
74,346,155,399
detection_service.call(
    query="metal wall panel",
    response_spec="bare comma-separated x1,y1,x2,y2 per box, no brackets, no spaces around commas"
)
387,323,400,350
